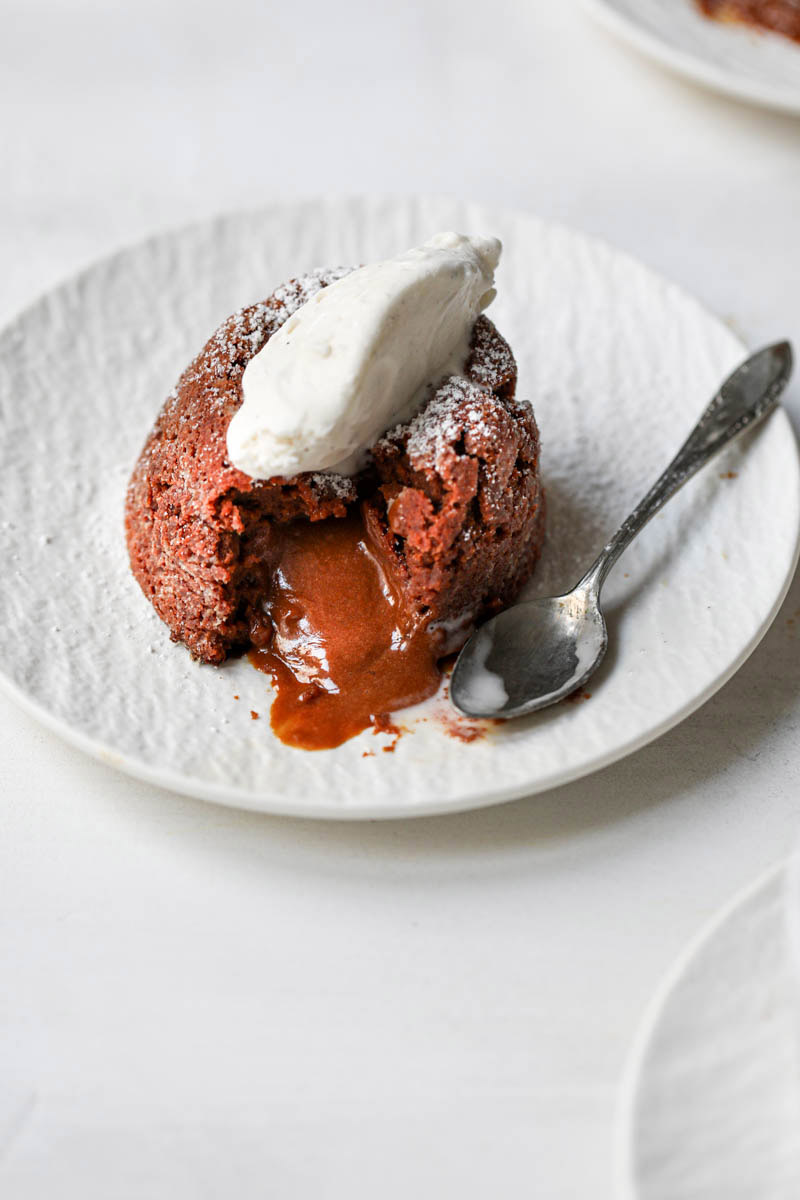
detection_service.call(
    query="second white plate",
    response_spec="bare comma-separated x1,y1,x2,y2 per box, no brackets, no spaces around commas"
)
585,0,800,115
618,862,800,1198
0,195,798,817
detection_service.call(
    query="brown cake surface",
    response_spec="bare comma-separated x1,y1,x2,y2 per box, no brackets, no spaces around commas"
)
125,267,544,745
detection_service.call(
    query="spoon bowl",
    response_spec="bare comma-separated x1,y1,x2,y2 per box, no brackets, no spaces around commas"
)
451,588,608,719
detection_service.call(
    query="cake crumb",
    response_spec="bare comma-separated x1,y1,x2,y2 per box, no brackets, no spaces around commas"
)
719,471,738,479
441,717,487,743
250,710,260,720
373,713,403,752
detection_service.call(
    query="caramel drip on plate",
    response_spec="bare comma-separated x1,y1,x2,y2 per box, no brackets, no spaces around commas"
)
249,512,441,750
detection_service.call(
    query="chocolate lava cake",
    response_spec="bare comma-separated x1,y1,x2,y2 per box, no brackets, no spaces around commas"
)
125,267,544,747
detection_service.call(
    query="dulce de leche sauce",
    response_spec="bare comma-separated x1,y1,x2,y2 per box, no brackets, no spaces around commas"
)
249,512,441,750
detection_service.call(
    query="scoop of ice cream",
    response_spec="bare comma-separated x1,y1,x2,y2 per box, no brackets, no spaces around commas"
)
226,231,501,479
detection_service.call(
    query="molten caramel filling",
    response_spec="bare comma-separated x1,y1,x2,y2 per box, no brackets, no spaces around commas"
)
249,511,441,750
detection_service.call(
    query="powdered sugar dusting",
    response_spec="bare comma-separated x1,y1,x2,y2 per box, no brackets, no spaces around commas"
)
389,375,498,470
310,471,356,501
270,266,354,320
467,315,515,391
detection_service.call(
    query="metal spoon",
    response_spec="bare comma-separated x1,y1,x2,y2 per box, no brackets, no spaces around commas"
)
450,341,793,721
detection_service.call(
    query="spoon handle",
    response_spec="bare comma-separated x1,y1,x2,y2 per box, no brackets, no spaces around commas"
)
579,341,793,595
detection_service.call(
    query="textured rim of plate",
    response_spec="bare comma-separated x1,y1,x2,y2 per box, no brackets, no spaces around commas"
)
613,859,788,1198
0,197,799,820
583,0,800,115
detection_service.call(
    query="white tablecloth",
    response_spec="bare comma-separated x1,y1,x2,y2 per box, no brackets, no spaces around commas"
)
2,3,799,1196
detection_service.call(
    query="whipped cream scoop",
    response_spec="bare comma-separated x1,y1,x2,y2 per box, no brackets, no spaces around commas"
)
226,232,501,479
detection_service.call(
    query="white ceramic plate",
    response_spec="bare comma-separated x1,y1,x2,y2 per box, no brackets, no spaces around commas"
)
617,861,800,1199
584,0,800,115
0,195,798,819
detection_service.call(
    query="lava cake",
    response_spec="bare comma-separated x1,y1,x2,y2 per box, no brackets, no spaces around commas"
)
125,262,545,749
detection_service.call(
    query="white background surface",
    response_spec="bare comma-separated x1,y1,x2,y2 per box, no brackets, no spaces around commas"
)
1,2,800,1196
